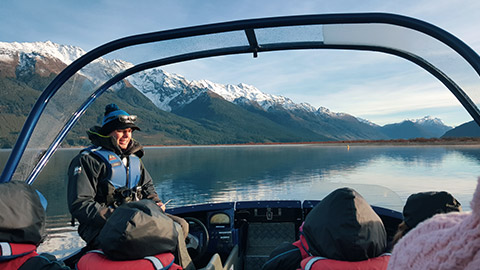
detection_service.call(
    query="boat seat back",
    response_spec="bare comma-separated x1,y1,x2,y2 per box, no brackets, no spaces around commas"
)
77,249,182,270
300,253,391,270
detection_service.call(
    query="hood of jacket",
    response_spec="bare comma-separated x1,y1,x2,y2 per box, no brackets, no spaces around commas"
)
87,126,144,158
303,187,387,261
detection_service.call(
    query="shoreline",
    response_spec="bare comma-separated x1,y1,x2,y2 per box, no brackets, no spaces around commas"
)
142,138,480,148
3,138,479,151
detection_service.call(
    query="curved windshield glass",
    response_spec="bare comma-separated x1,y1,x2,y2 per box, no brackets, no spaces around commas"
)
323,23,480,107
7,15,480,211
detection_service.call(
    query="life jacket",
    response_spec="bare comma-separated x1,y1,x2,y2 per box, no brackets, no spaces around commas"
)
84,146,142,188
0,242,38,270
300,253,391,270
76,250,182,270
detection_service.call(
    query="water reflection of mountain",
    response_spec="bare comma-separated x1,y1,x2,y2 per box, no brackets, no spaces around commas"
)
2,145,479,219
144,145,375,206
451,146,480,163
376,146,480,168
376,146,450,166
143,145,454,206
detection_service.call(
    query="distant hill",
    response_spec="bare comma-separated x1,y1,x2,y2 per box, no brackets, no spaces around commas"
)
380,116,452,139
0,41,459,147
442,121,480,138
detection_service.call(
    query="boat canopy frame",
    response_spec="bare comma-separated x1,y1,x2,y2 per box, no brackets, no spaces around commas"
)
2,12,480,184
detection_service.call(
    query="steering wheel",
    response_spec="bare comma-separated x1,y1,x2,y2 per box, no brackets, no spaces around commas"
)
184,217,210,262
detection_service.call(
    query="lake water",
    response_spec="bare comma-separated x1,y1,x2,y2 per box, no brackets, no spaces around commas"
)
2,144,480,229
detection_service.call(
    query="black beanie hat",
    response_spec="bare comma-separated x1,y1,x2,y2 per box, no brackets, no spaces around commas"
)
99,104,140,135
403,191,461,229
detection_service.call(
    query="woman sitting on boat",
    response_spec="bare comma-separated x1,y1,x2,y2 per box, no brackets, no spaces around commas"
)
263,187,390,270
66,104,192,268
67,104,167,245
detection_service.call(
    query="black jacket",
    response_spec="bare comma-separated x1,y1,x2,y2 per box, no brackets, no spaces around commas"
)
303,187,387,261
67,126,160,246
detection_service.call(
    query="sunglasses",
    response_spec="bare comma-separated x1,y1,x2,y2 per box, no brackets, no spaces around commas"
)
118,115,137,124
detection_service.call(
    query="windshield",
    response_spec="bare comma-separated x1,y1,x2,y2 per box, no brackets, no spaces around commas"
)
4,14,480,211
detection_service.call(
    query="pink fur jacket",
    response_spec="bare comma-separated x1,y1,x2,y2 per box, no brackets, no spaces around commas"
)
388,178,480,269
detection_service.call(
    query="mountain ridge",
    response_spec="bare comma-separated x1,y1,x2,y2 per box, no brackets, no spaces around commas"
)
0,41,463,147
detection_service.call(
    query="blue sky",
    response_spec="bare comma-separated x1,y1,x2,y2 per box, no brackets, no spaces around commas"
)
2,0,480,126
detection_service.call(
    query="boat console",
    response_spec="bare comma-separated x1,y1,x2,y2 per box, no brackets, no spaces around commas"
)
167,200,402,269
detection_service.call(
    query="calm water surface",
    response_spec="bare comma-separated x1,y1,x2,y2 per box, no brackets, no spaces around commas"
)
2,144,480,228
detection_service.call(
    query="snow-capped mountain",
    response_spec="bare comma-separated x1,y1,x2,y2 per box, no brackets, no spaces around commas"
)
0,41,350,118
128,67,355,121
357,117,381,127
0,41,456,143
411,116,448,127
0,41,85,65
128,69,329,114
0,41,133,91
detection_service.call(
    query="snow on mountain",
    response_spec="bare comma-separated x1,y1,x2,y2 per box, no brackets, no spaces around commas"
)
128,69,202,111
79,58,133,91
0,41,85,65
128,67,321,113
191,80,317,112
356,117,380,127
411,115,450,127
316,106,352,118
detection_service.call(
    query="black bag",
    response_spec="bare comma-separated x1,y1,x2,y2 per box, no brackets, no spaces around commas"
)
0,181,46,245
98,199,178,260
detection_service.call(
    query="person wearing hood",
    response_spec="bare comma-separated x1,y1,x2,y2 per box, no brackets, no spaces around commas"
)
263,187,390,270
299,187,390,270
